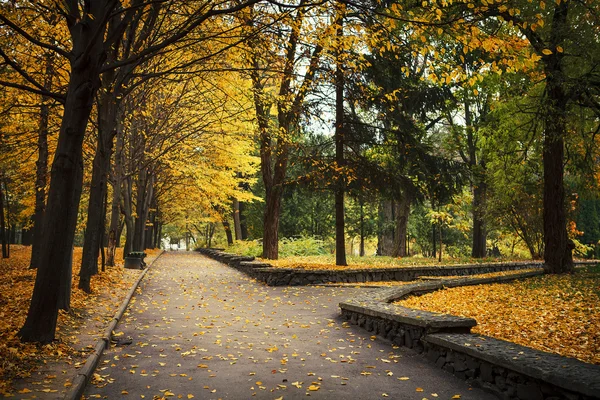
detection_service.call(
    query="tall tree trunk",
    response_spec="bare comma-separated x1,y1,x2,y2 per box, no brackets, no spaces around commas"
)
19,38,105,342
377,199,394,256
392,192,411,257
79,91,117,293
359,198,365,257
107,111,125,266
542,1,573,274
471,180,487,258
30,52,54,269
223,219,234,245
232,198,242,241
123,176,135,256
133,171,154,252
239,201,248,240
0,178,7,259
334,5,347,266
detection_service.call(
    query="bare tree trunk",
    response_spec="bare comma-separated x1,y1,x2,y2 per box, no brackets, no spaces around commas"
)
392,192,411,257
239,201,248,240
542,1,573,274
232,198,242,241
79,90,117,293
377,199,394,256
107,112,124,266
19,46,104,342
223,219,234,246
30,52,54,269
471,180,487,258
0,178,7,259
123,176,135,256
334,4,347,266
359,198,365,257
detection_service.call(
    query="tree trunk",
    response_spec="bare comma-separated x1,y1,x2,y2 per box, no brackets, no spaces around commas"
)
133,171,154,252
334,5,347,266
377,199,394,256
232,198,242,241
438,223,443,263
19,40,104,342
239,201,248,240
471,180,487,258
0,179,7,259
30,52,54,269
392,192,411,257
223,219,234,245
123,176,135,256
359,198,365,257
79,91,117,293
107,111,125,266
542,2,573,274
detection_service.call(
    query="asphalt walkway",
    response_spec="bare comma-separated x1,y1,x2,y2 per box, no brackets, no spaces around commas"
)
83,252,497,399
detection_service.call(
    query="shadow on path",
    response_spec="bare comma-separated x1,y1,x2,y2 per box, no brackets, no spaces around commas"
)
84,252,498,399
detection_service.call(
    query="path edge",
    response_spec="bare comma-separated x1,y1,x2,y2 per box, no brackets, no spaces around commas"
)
64,250,165,400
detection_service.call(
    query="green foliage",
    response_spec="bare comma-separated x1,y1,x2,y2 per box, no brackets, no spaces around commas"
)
227,236,331,257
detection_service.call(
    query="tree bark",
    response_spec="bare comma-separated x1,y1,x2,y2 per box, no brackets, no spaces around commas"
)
79,91,117,293
19,19,106,341
232,198,242,241
223,219,234,245
334,5,347,266
123,176,135,256
107,122,124,266
239,201,248,240
133,171,154,252
0,178,7,259
377,199,394,256
30,52,54,269
392,192,411,257
542,1,573,274
471,180,487,258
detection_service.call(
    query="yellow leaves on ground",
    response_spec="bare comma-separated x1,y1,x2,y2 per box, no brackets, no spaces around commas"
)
399,267,600,364
0,245,161,396
263,255,528,271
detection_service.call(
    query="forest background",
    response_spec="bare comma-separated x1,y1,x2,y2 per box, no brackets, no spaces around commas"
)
0,0,599,343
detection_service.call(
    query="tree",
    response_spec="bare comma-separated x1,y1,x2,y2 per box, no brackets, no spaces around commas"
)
242,2,327,259
1,0,260,343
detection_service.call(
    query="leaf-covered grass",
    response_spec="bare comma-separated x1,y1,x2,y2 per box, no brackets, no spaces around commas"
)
398,265,600,364
0,245,161,396
262,254,529,271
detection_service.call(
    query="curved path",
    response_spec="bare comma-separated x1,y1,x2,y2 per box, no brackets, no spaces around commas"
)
84,252,497,399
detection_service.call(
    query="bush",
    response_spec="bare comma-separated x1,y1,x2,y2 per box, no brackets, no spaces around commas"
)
226,236,330,258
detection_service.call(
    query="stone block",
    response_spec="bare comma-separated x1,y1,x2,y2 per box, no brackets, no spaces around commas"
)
516,383,543,400
495,375,507,391
481,362,494,383
454,359,468,372
435,356,446,368
392,333,404,347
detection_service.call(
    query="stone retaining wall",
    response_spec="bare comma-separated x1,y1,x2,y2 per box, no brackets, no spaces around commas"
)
197,248,545,286
338,273,600,400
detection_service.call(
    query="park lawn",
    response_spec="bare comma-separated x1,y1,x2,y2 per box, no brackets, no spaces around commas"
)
398,265,600,365
0,245,161,396
317,269,541,287
263,254,530,271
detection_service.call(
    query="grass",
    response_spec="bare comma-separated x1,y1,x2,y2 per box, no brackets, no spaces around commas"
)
260,254,531,270
398,265,600,364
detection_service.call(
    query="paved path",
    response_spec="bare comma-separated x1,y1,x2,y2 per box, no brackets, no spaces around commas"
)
84,252,497,400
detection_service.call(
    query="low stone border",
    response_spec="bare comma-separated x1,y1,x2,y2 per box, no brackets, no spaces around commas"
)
338,270,600,400
197,248,548,286
64,251,164,400
423,333,600,400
